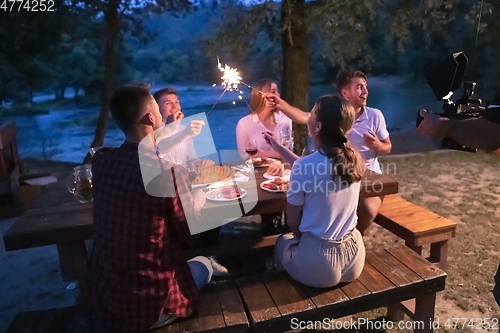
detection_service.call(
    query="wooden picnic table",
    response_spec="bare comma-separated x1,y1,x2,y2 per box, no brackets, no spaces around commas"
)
3,167,398,303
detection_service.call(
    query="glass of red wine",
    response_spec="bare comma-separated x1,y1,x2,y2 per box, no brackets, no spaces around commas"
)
245,140,258,171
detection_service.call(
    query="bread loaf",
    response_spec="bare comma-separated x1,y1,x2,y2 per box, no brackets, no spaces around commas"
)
267,160,284,177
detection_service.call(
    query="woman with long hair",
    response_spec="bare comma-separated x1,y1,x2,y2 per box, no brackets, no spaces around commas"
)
236,79,292,158
273,95,366,288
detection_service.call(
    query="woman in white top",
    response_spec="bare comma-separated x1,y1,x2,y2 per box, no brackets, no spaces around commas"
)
236,79,292,158
273,95,366,288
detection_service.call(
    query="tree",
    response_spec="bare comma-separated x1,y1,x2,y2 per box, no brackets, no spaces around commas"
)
0,7,72,106
281,0,309,154
83,0,192,163
206,0,499,150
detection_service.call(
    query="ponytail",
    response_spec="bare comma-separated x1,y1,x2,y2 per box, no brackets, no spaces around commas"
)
312,94,365,184
324,141,364,184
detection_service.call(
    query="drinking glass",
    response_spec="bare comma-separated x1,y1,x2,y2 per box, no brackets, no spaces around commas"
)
245,140,258,171
89,147,104,157
186,160,198,182
280,129,293,150
245,140,258,157
66,165,93,203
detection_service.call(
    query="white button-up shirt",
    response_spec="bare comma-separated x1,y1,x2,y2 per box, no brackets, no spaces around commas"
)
236,111,292,158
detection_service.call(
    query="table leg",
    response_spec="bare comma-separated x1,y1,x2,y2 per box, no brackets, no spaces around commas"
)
430,240,449,270
57,242,92,305
405,239,422,255
414,293,436,333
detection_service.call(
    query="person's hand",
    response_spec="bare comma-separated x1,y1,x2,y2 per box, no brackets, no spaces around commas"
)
416,109,448,139
263,93,284,110
363,131,381,150
174,110,184,121
183,120,206,137
191,188,206,211
262,131,282,151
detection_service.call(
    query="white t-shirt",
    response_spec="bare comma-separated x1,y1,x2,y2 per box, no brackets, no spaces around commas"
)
236,112,292,158
346,106,389,174
287,151,360,240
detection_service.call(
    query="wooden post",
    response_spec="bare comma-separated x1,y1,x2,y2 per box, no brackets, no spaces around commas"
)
430,241,449,270
414,293,436,333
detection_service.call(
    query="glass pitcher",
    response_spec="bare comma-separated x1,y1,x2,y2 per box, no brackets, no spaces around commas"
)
67,165,93,203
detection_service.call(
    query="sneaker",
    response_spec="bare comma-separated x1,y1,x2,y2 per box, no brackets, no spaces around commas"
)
208,256,229,276
150,314,177,329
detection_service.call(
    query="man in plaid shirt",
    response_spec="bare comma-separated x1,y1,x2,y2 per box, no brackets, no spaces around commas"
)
91,84,213,332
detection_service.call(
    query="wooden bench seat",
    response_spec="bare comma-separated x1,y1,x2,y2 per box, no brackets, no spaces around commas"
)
236,245,446,333
5,245,445,333
374,195,457,269
4,280,249,333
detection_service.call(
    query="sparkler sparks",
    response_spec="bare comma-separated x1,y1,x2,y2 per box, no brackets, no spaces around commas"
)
217,57,242,91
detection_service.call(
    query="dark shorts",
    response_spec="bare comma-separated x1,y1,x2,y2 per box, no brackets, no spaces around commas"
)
494,263,500,306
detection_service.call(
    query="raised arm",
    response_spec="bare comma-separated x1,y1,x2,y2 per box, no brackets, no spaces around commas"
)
265,93,310,124
157,120,205,157
262,132,299,165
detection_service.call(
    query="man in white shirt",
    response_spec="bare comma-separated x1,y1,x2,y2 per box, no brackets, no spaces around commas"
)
336,70,391,235
153,88,199,167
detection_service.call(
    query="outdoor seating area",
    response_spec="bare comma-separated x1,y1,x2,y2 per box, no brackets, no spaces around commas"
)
4,245,446,333
2,157,461,333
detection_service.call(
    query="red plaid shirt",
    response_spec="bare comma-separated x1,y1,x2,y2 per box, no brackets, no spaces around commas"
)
90,141,199,332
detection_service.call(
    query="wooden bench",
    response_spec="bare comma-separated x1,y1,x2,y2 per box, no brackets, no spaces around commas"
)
374,195,457,270
5,245,445,333
4,280,249,333
236,245,446,333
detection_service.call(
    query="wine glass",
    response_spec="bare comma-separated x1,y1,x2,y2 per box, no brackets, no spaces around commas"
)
280,129,293,150
185,160,198,182
245,140,258,171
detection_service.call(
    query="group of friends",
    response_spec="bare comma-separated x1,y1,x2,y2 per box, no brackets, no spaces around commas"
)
89,67,500,332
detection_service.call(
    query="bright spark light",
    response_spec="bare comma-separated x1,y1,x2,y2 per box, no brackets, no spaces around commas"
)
217,57,242,91
238,96,242,99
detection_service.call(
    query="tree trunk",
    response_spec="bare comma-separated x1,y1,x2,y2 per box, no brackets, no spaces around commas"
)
74,87,80,102
85,0,120,163
56,85,66,100
281,0,309,155
26,85,32,109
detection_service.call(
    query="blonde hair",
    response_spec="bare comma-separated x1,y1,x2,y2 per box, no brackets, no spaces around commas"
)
249,79,279,114
313,95,365,184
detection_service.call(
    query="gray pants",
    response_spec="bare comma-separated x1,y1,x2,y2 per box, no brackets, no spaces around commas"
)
275,229,365,288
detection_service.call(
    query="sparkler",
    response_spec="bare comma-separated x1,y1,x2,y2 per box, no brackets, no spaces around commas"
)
206,58,264,116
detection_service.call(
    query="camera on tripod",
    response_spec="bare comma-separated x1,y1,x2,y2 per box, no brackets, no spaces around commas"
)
416,51,483,152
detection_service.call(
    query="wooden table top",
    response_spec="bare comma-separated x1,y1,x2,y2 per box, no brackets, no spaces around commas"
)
3,168,398,251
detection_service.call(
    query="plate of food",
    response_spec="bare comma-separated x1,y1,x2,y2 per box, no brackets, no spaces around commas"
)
260,178,290,193
263,169,291,180
190,159,238,187
262,160,290,180
205,185,247,201
252,157,278,168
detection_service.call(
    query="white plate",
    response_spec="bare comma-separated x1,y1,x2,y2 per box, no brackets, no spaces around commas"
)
192,172,249,188
252,157,278,168
260,180,288,193
205,188,247,201
263,170,291,180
